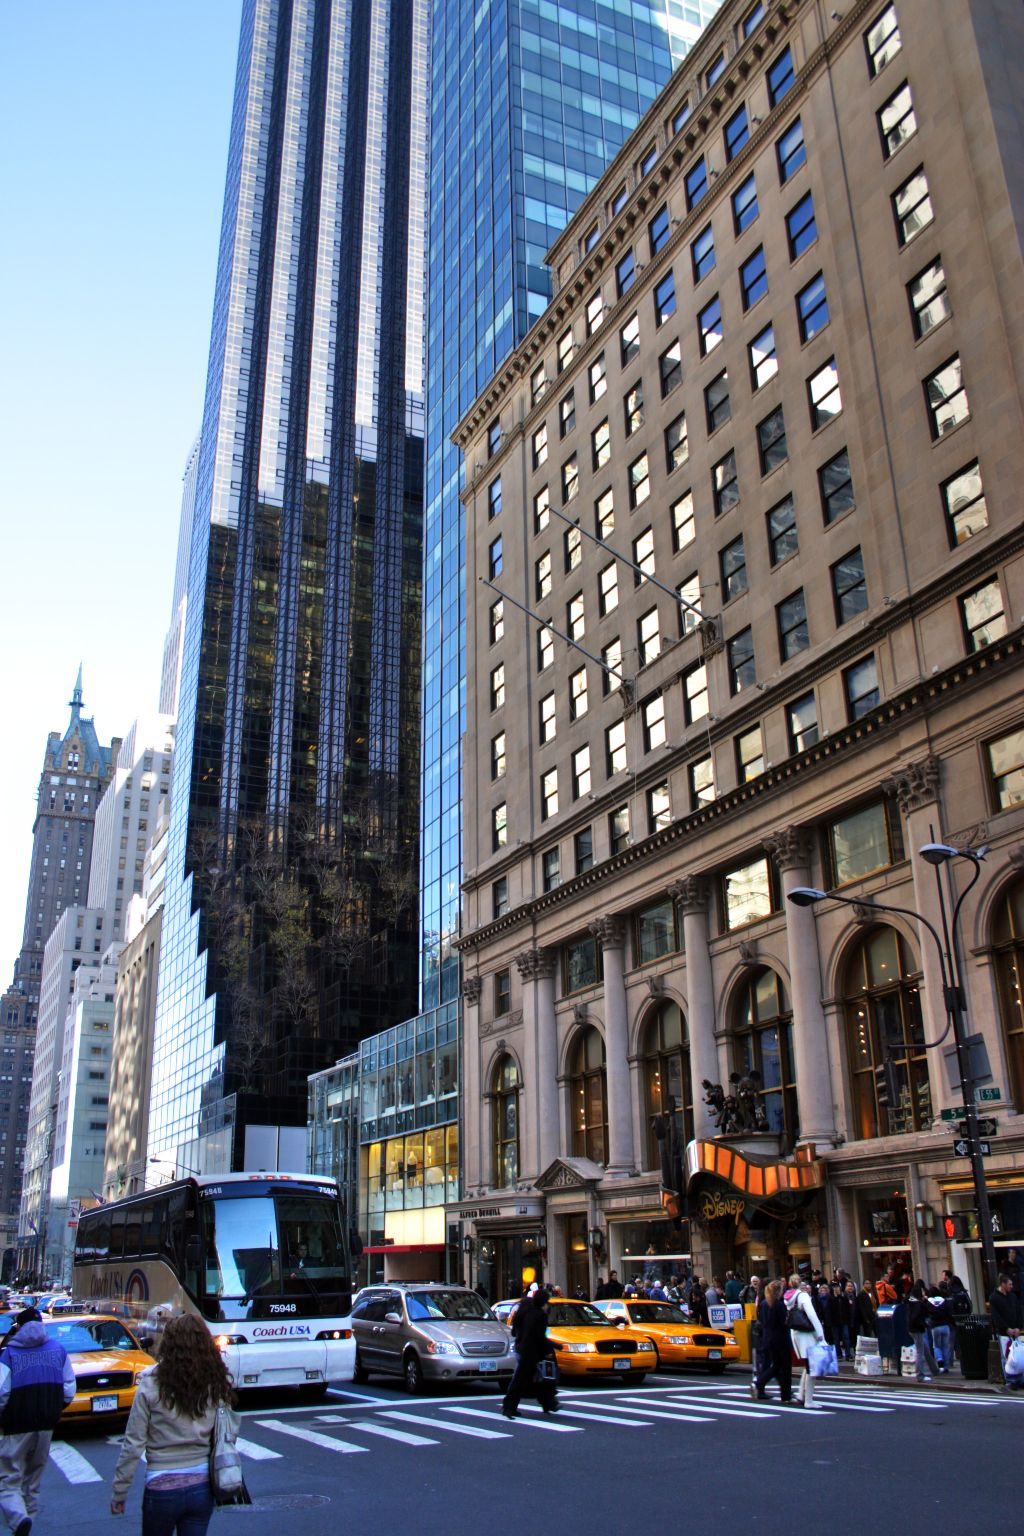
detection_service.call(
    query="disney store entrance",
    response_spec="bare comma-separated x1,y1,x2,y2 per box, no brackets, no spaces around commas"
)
685,1138,826,1280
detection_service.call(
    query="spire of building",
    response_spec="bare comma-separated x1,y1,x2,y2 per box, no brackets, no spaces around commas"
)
70,664,83,715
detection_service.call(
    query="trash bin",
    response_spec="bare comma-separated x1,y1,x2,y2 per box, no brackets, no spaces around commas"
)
955,1315,993,1380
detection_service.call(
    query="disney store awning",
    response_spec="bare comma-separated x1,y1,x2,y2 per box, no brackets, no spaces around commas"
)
685,1139,825,1223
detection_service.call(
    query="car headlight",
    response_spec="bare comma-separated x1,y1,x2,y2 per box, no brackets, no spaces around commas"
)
637,1340,656,1352
666,1335,690,1345
564,1342,596,1354
723,1334,737,1345
425,1339,461,1356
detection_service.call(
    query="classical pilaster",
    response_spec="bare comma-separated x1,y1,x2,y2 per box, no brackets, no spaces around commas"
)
670,877,718,1138
515,948,557,1175
588,918,632,1173
766,828,837,1149
461,977,483,1189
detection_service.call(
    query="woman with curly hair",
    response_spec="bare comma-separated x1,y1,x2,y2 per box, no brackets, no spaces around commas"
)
111,1314,239,1535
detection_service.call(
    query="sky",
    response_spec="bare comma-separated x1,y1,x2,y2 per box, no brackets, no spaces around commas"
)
0,2,244,979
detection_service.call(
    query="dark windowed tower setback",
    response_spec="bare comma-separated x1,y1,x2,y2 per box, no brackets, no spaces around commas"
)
150,0,426,1173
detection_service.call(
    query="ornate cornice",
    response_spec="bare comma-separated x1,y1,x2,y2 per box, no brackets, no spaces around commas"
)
463,977,482,1005
883,755,941,815
765,827,813,873
515,947,555,982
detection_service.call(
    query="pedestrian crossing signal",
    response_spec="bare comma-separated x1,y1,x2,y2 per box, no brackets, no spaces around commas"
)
943,1212,972,1241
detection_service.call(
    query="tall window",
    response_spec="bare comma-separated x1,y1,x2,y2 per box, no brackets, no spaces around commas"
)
925,355,969,439
993,882,1024,1112
865,4,901,76
492,1057,520,1188
844,927,930,1140
767,46,795,106
734,969,797,1149
733,173,758,234
570,1027,608,1163
943,461,987,546
642,1002,693,1171
777,118,806,183
590,352,607,403
878,82,916,159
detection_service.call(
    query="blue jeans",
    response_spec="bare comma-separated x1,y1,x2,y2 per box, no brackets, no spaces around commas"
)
910,1331,937,1379
142,1480,215,1536
930,1324,953,1371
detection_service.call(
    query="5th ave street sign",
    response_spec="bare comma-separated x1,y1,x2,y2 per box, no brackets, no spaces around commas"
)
952,1138,992,1157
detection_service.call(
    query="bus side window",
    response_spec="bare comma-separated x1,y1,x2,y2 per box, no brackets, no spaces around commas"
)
124,1207,142,1258
108,1211,126,1261
140,1204,162,1256
93,1210,110,1260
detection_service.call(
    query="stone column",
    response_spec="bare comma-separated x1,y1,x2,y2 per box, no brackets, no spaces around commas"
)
590,916,633,1175
461,977,484,1189
515,948,558,1176
671,876,718,1139
766,827,837,1149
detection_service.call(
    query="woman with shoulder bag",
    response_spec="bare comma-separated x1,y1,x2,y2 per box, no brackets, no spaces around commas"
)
111,1314,241,1536
906,1280,939,1382
784,1274,826,1407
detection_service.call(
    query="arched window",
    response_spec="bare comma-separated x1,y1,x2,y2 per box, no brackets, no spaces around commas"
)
570,1026,607,1163
734,968,797,1149
492,1056,520,1188
993,881,1024,1110
642,1002,693,1170
844,925,929,1139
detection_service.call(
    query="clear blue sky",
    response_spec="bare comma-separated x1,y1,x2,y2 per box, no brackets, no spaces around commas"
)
0,2,243,976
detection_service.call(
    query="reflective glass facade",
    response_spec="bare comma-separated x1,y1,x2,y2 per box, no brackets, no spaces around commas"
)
151,0,428,1173
420,0,722,1006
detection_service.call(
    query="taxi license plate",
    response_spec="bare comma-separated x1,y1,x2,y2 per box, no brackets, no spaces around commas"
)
707,1350,722,1360
91,1395,119,1413
613,1358,631,1370
478,1360,497,1372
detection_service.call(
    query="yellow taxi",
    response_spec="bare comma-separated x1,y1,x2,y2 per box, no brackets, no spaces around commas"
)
42,1314,155,1420
592,1298,740,1372
543,1298,656,1381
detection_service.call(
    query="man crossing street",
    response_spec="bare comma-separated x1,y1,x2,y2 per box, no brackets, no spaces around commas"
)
0,1308,76,1536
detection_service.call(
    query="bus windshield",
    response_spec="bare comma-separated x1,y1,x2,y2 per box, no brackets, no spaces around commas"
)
201,1193,349,1321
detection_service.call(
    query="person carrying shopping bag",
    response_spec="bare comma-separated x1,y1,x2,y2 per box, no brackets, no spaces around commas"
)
784,1274,826,1407
111,1314,241,1536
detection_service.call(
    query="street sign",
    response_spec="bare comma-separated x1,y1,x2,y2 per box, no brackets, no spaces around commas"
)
953,1118,998,1138
976,1086,1002,1104
952,1138,991,1157
940,1108,961,1121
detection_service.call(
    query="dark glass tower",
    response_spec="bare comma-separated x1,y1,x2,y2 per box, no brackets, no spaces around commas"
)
150,0,427,1174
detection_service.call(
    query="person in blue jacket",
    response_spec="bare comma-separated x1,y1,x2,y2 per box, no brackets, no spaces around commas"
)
0,1307,76,1536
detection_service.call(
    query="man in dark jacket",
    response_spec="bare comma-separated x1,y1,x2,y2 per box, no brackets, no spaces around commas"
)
502,1289,557,1419
990,1273,1024,1382
0,1308,76,1536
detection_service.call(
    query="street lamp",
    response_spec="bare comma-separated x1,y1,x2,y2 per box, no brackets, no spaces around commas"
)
788,840,998,1300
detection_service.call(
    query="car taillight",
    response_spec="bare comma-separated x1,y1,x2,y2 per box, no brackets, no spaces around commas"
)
316,1329,352,1340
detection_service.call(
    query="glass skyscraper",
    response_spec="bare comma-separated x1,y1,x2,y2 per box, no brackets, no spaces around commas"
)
150,0,428,1174
420,0,722,1006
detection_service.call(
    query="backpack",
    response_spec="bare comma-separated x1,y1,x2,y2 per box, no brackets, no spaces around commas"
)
786,1293,815,1332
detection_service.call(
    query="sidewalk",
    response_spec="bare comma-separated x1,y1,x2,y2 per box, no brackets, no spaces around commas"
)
830,1359,1008,1394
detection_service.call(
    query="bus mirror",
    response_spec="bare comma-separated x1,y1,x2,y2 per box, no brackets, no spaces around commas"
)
185,1235,203,1269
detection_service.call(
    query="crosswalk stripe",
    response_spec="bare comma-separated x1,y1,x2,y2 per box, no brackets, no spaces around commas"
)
346,1421,438,1447
519,1405,649,1427
577,1402,714,1424
49,1442,103,1484
256,1418,367,1454
635,1394,800,1419
236,1435,284,1459
382,1411,509,1440
444,1406,580,1433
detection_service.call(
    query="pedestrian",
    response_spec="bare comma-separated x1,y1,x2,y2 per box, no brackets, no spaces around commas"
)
0,1306,76,1536
874,1267,899,1308
906,1281,939,1382
688,1281,708,1325
854,1279,878,1341
751,1281,793,1404
111,1313,240,1534
739,1274,761,1306
1003,1248,1022,1295
704,1277,723,1307
724,1271,743,1304
502,1289,557,1419
814,1283,837,1346
925,1285,954,1374
989,1272,1024,1381
603,1270,624,1299
785,1273,826,1408
834,1282,855,1361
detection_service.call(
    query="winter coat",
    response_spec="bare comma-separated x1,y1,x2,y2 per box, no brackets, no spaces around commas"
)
113,1370,239,1501
0,1321,76,1434
784,1286,825,1361
514,1304,555,1367
758,1297,790,1359
854,1289,878,1338
990,1286,1024,1335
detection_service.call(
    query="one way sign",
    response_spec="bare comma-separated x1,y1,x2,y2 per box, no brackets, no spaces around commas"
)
953,1138,991,1157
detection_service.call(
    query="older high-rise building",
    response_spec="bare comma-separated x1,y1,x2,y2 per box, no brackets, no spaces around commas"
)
455,0,1024,1302
150,0,427,1178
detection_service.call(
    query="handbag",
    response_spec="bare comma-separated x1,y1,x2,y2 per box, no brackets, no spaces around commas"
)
807,1341,838,1377
1005,1337,1024,1379
786,1296,815,1333
900,1344,917,1367
534,1359,557,1383
210,1402,249,1505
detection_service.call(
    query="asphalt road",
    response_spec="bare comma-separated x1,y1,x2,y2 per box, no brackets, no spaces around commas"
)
45,1370,1021,1536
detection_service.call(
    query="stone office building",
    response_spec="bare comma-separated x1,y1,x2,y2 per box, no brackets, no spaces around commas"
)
454,0,1024,1302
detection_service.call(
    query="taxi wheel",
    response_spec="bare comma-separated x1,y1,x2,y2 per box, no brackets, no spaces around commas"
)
352,1350,369,1385
404,1351,425,1395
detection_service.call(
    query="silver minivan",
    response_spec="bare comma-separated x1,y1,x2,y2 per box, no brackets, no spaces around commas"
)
351,1283,515,1393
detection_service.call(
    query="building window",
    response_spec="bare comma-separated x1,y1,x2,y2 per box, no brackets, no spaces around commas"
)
489,599,504,645
776,118,806,183
742,1,766,38
596,488,615,541
748,322,777,391
633,527,656,585
684,661,709,724
537,625,554,672
495,969,511,1016
557,327,575,372
724,104,749,161
720,535,748,601
647,782,671,833
735,969,797,1148
532,424,548,470
490,663,506,711
691,224,716,283
492,803,508,851
640,144,658,176
606,719,627,776
878,81,916,159
562,452,580,502
535,550,552,601
570,1026,607,1163
541,768,559,821
787,690,818,753
961,577,1007,653
621,313,640,366
767,45,795,106
943,460,987,546
534,484,550,533
713,449,739,515
602,637,623,695
592,419,611,471
698,295,723,357
690,754,715,807
844,655,880,720
629,452,651,508
678,571,701,634
488,536,503,579
611,184,628,215
493,877,509,919
641,1003,692,1171
908,258,950,339
570,666,588,721
777,589,809,660
649,204,670,255
543,846,561,891
844,926,929,1139
531,363,548,405
583,223,600,254
672,100,691,134
786,191,817,260
866,4,901,76
609,805,630,854
564,524,582,573
672,491,695,552
820,448,855,523
616,249,636,298
758,406,788,475
487,419,501,457
736,725,764,782
728,627,756,694
740,247,768,309
642,691,666,751
808,357,842,428
925,355,969,439
585,291,604,337
560,390,576,437
827,798,904,887
574,827,594,874
724,856,777,929
567,591,585,641
660,339,683,396
589,352,607,404
491,732,507,780
599,563,619,616
487,477,502,518
492,1056,520,1188
732,172,759,235
892,167,933,245
654,272,677,326
572,744,592,800
832,547,868,623
988,728,1024,811
539,691,556,742
665,413,689,473
685,157,708,211
796,272,829,342
706,51,726,89
624,381,644,437
705,371,731,433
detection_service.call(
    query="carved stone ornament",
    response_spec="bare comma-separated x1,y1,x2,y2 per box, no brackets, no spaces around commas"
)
699,615,723,657
645,974,664,996
738,940,757,965
589,915,625,949
669,875,709,915
463,976,483,1005
515,947,555,982
572,1002,588,1025
883,754,941,815
851,901,876,927
764,827,812,874
1009,845,1024,871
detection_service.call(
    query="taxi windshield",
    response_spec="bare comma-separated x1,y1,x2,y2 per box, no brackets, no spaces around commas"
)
406,1290,491,1321
547,1302,615,1328
46,1320,137,1352
628,1303,688,1324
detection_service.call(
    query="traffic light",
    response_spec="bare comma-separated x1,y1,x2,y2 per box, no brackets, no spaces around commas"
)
942,1212,973,1241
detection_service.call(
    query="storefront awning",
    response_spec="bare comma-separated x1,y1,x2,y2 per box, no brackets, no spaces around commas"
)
363,1243,446,1255
685,1139,824,1223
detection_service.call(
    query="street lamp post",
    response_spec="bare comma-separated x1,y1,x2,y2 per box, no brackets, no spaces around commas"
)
788,839,999,1302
